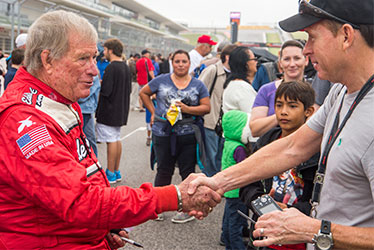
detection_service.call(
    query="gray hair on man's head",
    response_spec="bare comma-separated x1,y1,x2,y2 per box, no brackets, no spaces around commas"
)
25,10,98,74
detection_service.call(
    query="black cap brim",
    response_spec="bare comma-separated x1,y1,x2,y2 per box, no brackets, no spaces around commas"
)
279,13,322,32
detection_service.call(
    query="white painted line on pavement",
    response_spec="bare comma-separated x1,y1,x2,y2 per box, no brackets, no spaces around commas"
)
120,127,147,141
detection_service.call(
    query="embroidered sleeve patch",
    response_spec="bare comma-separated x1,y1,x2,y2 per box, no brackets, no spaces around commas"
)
16,125,54,158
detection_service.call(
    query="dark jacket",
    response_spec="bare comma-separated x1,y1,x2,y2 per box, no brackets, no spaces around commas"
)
159,59,170,74
239,126,320,215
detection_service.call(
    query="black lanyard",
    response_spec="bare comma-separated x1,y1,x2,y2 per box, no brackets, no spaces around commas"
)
310,74,374,216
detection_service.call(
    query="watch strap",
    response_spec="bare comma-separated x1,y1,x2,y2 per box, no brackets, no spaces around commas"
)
320,220,331,234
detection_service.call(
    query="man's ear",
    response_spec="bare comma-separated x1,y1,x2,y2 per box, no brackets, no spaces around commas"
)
305,106,315,118
340,24,355,51
225,54,229,62
40,49,53,74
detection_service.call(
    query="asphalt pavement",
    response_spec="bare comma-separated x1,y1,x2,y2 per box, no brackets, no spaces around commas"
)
96,109,227,250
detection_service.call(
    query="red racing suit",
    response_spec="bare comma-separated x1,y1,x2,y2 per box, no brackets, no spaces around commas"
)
0,67,178,249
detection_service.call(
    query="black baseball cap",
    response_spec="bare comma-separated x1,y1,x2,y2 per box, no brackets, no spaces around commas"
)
141,49,150,55
279,0,374,32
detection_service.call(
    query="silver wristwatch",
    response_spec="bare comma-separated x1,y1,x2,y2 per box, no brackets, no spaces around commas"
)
313,220,333,250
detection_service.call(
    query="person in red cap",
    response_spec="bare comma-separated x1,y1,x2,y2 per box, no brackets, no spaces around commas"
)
188,34,217,75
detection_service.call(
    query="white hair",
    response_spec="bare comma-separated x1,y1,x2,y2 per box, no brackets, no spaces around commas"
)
25,10,98,74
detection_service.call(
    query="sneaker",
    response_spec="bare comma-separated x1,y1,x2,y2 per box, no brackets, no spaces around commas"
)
146,137,151,146
219,234,225,246
154,214,164,221
115,170,122,182
219,239,225,246
171,212,195,224
105,169,117,184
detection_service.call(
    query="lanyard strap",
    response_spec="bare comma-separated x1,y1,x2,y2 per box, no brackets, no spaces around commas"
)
310,74,374,217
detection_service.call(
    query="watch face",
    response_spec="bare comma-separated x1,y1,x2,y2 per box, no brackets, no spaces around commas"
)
316,235,333,250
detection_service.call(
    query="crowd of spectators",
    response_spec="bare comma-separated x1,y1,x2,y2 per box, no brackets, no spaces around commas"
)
0,0,373,249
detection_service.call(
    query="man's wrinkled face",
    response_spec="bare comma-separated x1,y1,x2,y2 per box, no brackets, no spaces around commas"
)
203,44,212,56
48,34,98,102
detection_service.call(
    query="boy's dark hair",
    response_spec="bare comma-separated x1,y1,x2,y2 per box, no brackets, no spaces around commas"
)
11,48,25,65
103,38,123,57
275,81,315,110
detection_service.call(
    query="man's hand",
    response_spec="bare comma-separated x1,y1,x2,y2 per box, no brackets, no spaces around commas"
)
187,174,223,196
252,208,318,247
177,173,222,219
106,230,129,250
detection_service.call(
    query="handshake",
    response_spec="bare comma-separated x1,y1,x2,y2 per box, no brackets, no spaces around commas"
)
176,173,223,219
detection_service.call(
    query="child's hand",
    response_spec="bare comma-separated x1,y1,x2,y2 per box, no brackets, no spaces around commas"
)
276,201,287,210
269,188,275,198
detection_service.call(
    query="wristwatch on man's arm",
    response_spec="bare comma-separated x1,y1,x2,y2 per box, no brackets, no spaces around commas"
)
313,220,334,250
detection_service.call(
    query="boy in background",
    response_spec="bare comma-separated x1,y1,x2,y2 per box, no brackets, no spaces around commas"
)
240,80,319,250
221,109,252,250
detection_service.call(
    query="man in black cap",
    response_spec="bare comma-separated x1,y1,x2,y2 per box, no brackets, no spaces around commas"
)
188,1,374,249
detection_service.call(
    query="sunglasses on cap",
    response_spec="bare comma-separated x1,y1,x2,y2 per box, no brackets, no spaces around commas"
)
299,0,360,29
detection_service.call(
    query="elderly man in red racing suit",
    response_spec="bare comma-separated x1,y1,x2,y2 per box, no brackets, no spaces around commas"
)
0,10,220,249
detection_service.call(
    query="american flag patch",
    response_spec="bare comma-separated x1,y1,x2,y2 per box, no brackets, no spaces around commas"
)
16,125,52,156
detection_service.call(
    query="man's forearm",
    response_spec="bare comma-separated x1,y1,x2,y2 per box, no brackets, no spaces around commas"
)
213,124,321,194
332,224,374,249
250,114,278,137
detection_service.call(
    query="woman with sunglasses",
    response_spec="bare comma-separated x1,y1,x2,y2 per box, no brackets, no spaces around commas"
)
250,40,309,137
222,46,258,115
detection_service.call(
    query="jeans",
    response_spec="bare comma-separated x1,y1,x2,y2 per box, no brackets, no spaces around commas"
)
82,113,98,156
203,128,224,177
222,198,248,250
153,134,196,186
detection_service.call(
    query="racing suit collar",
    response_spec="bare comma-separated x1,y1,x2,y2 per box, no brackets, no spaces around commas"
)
17,67,73,105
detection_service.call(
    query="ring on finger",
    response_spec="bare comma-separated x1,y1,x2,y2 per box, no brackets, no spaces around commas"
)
260,228,264,236
208,207,213,213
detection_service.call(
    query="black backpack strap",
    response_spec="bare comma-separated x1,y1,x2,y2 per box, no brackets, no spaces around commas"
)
144,59,149,74
208,65,218,96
